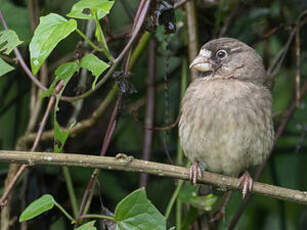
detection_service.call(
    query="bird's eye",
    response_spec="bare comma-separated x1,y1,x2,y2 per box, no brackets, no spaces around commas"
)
216,49,227,59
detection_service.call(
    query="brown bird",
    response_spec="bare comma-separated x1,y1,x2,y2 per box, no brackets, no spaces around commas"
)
179,38,274,198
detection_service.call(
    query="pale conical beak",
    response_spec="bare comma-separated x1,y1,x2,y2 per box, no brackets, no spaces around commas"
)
189,55,213,72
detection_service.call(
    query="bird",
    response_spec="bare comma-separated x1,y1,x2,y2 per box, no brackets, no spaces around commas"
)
179,37,274,198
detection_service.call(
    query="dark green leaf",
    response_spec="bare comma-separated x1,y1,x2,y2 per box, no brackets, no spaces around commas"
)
80,54,109,89
19,194,55,222
0,0,31,43
178,182,199,203
51,62,78,152
0,29,23,54
74,221,96,230
67,0,114,20
41,61,79,98
0,57,14,77
29,13,77,75
178,183,217,211
54,121,75,153
114,188,166,230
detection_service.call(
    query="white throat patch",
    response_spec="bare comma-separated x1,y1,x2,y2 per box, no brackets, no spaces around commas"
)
199,48,212,58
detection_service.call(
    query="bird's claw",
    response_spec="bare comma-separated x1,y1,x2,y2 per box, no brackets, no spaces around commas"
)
238,171,253,199
189,162,202,184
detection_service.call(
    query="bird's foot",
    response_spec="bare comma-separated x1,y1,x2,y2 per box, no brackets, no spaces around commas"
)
237,171,253,199
189,161,203,184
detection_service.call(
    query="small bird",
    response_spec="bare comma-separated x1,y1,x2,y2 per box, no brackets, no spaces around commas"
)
179,38,274,198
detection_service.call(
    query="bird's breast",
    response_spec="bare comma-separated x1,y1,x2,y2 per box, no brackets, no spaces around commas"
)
179,79,274,176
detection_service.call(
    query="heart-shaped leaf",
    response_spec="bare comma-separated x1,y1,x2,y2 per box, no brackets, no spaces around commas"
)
67,0,114,20
114,188,166,230
80,54,109,89
74,221,97,230
29,13,77,75
19,194,56,222
0,29,23,54
41,61,79,98
0,57,14,77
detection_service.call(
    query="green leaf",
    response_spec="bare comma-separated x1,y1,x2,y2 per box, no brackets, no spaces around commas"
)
80,54,109,89
29,13,77,75
74,221,96,230
0,0,31,43
178,183,217,211
54,120,75,153
114,188,166,230
41,61,79,98
0,57,14,77
67,0,114,20
0,29,23,54
49,62,78,152
19,194,56,222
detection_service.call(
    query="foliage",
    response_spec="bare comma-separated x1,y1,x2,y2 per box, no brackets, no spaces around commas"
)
19,189,166,230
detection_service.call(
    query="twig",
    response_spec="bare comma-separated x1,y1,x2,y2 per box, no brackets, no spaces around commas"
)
78,95,121,216
174,0,190,8
0,150,307,205
0,9,47,92
184,0,199,80
295,26,301,107
140,39,156,187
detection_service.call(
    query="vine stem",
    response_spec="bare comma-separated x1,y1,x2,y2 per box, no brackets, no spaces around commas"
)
0,9,48,91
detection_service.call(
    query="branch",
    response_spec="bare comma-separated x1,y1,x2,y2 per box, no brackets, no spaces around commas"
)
0,150,307,205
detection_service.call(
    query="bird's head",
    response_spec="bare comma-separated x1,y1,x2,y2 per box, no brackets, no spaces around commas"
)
190,38,267,86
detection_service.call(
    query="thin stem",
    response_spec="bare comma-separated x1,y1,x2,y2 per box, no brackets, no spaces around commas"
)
165,180,184,219
76,28,103,52
78,95,121,216
140,38,156,187
61,62,118,102
62,166,79,218
129,31,151,70
93,11,114,62
0,10,47,91
175,58,188,228
54,201,76,224
184,0,199,80
78,214,115,222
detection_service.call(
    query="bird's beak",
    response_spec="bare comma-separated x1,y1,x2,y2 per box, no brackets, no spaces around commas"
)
189,54,213,72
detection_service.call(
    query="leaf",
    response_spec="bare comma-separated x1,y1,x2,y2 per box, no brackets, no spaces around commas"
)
67,0,114,20
80,54,109,89
0,0,31,43
50,62,78,152
178,183,217,211
114,188,166,230
41,61,79,98
19,194,56,222
0,57,14,77
54,120,75,153
0,29,23,54
74,221,96,230
29,13,77,75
